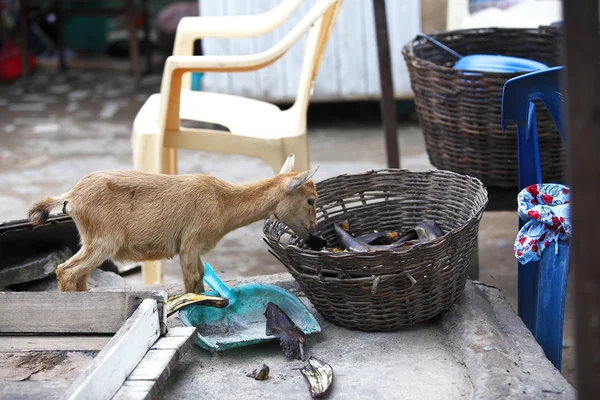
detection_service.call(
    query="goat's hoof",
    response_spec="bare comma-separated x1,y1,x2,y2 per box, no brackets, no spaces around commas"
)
57,278,77,292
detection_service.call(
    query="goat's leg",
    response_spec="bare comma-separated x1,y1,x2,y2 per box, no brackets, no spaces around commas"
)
196,259,205,293
180,251,205,293
56,246,108,292
75,272,90,291
56,248,89,292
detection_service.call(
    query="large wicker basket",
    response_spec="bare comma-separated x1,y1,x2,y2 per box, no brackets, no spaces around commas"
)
402,26,565,189
263,169,488,331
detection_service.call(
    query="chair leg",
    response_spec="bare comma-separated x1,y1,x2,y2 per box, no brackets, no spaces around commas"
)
518,258,541,334
125,0,141,87
516,104,543,336
142,260,163,285
535,240,570,371
162,147,178,175
282,135,310,172
141,0,152,73
139,147,176,285
132,132,176,285
132,132,159,173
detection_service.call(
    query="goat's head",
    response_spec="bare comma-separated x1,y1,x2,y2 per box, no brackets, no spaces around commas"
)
273,154,319,240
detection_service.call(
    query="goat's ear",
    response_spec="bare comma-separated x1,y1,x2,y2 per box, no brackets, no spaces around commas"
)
279,153,295,174
287,165,320,192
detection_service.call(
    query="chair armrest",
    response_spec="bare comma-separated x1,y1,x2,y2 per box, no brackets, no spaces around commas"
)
167,0,335,73
154,0,337,170
173,0,304,56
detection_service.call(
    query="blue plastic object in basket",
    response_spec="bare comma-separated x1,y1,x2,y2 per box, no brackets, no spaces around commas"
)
501,66,568,371
416,33,549,74
454,54,549,74
178,262,321,352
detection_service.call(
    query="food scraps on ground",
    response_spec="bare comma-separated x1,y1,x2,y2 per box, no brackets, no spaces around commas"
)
264,302,306,360
300,357,334,398
246,364,270,380
166,293,229,317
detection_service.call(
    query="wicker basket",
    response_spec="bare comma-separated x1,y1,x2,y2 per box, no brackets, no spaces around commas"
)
263,169,488,331
402,26,565,189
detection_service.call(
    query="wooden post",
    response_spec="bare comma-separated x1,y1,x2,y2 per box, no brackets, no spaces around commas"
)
562,0,600,397
55,0,66,72
372,0,400,169
142,0,152,73
19,0,29,92
125,0,141,88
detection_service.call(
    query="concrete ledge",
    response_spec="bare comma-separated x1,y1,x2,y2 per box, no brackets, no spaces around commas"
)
440,281,576,400
144,274,575,399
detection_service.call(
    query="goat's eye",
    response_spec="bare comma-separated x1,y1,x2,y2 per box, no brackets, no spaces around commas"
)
307,199,315,206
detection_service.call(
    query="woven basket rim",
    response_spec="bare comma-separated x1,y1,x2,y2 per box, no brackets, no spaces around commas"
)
401,26,560,76
263,168,489,257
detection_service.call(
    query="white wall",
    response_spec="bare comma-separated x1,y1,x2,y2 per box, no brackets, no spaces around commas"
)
448,0,562,30
197,0,421,103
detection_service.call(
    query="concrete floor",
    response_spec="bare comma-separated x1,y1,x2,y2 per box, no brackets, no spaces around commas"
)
163,292,475,400
0,69,575,386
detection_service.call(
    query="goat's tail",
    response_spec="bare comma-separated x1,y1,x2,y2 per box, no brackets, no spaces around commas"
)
28,193,69,226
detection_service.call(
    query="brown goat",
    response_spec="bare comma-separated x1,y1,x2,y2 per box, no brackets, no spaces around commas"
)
27,154,319,293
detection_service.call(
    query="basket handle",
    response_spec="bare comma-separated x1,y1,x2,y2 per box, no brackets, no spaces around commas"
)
416,33,463,60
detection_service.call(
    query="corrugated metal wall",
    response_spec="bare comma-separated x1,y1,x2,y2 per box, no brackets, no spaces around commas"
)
197,0,420,103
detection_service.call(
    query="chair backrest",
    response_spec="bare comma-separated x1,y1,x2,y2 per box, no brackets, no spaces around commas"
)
501,66,565,141
177,0,307,91
177,0,342,130
291,0,343,122
501,66,565,193
168,0,342,138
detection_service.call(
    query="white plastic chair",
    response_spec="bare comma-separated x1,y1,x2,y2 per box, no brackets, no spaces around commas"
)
131,0,343,285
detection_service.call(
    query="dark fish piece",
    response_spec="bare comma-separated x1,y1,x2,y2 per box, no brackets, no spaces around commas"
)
306,232,328,250
333,222,373,252
413,221,444,242
341,220,401,245
247,364,270,380
300,357,334,398
334,222,412,252
340,220,400,245
374,230,418,250
373,221,444,250
264,302,306,360
355,230,400,245
333,221,444,253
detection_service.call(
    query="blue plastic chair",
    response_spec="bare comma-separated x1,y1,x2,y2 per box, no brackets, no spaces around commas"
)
501,66,569,371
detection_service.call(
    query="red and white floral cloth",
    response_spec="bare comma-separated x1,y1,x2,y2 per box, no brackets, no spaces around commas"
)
514,183,571,264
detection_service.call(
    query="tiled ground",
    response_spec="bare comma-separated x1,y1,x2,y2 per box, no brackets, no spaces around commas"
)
0,68,576,385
